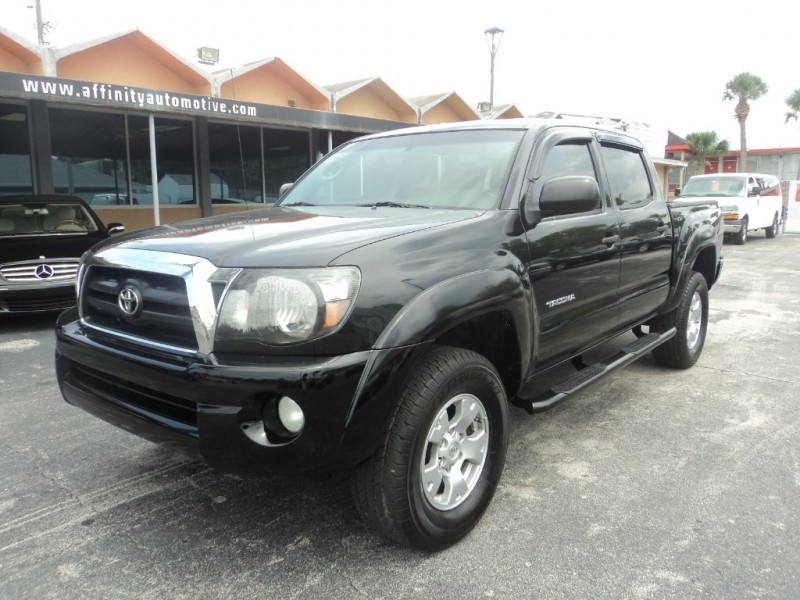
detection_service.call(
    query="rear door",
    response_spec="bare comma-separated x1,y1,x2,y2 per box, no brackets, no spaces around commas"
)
597,134,671,328
753,175,782,229
522,128,622,364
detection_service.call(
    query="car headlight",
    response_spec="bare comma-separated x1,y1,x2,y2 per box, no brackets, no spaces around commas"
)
216,267,361,346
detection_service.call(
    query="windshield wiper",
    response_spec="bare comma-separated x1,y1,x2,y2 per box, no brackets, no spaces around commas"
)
282,201,317,207
357,201,431,209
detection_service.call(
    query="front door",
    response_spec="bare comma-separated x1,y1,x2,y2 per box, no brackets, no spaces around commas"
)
523,129,621,365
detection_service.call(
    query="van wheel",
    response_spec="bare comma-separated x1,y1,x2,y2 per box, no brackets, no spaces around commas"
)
734,217,748,245
350,346,509,551
765,213,779,239
651,271,708,369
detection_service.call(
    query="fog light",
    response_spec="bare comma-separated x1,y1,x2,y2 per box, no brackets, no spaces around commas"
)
277,396,304,434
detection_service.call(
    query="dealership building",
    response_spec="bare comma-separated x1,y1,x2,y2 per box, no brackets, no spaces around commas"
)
2,25,699,231
1,27,510,230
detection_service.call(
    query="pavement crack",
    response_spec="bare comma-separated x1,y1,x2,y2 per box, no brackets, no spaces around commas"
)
34,449,100,518
696,364,799,385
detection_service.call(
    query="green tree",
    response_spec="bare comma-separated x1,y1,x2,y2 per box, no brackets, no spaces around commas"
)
786,88,800,124
685,131,730,174
723,72,768,172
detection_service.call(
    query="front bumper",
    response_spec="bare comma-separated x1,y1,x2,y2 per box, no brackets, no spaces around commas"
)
55,309,382,473
723,219,743,234
0,279,76,312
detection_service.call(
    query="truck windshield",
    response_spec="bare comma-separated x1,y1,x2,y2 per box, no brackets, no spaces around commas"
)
280,129,524,210
680,177,745,198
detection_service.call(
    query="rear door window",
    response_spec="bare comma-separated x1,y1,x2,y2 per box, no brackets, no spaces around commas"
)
600,144,653,210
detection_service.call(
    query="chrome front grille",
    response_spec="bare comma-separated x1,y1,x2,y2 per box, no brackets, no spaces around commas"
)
1,261,79,282
81,265,197,351
77,249,229,357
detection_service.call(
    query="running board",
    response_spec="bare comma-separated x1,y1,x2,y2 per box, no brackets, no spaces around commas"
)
513,328,676,414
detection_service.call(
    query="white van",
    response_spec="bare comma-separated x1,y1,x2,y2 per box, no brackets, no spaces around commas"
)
678,173,782,244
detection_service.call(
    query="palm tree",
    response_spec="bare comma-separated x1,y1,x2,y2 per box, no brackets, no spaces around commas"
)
723,72,768,172
786,88,800,124
686,131,730,174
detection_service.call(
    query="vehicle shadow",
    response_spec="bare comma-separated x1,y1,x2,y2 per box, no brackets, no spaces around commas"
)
0,311,60,333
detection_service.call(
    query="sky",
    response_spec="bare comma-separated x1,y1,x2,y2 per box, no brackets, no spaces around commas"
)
5,0,800,150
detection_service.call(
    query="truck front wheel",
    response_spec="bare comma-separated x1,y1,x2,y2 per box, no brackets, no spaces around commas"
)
651,271,709,369
734,217,748,245
350,346,509,551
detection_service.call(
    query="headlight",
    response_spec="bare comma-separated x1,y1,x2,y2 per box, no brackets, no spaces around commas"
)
216,267,361,346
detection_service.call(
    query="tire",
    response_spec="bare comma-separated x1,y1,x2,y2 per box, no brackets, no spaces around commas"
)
350,345,509,551
765,213,779,239
733,217,747,245
651,271,709,369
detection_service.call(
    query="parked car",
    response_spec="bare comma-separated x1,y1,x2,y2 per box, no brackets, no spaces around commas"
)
678,173,782,244
0,194,123,313
55,120,723,550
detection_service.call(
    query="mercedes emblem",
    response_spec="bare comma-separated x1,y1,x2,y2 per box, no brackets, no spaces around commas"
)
34,264,55,279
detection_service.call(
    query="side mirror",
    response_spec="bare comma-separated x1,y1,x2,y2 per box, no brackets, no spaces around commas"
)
748,187,762,197
674,187,681,197
539,176,602,216
278,183,294,200
107,223,125,235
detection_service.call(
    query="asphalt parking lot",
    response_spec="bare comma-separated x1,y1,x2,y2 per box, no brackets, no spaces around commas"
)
1,230,799,600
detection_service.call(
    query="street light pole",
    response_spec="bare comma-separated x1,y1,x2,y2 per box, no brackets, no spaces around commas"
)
484,26,504,110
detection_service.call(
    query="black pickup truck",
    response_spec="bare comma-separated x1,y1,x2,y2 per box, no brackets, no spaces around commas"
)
55,119,723,550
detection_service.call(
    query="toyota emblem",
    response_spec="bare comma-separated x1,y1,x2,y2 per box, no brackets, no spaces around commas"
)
34,264,55,279
117,285,143,316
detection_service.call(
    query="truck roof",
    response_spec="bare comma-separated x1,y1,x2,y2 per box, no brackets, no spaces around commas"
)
358,117,646,146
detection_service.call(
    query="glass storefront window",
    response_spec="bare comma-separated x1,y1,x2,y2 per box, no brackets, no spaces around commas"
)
128,116,195,205
264,128,310,203
0,103,33,196
49,108,128,205
208,122,263,204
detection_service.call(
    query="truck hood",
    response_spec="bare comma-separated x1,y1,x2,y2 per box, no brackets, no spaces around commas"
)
92,206,482,267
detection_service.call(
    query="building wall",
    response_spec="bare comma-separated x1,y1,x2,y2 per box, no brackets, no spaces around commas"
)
421,103,463,124
57,38,210,95
0,47,41,75
221,68,325,110
687,152,800,181
336,87,406,121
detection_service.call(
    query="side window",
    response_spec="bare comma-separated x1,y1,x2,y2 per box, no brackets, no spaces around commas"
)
540,142,597,182
765,178,781,196
601,144,653,209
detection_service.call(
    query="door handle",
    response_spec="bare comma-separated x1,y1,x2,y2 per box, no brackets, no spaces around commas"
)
602,234,619,245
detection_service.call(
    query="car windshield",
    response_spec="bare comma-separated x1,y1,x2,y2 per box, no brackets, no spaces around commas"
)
0,203,99,235
680,177,745,198
279,129,525,210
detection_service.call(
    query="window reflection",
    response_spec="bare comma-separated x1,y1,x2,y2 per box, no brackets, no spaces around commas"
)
208,122,263,204
128,116,195,205
601,145,652,209
50,108,128,204
0,103,34,196
264,128,310,203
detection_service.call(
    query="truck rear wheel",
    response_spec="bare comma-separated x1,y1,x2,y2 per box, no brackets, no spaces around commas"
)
765,213,779,239
650,271,708,369
350,346,509,551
